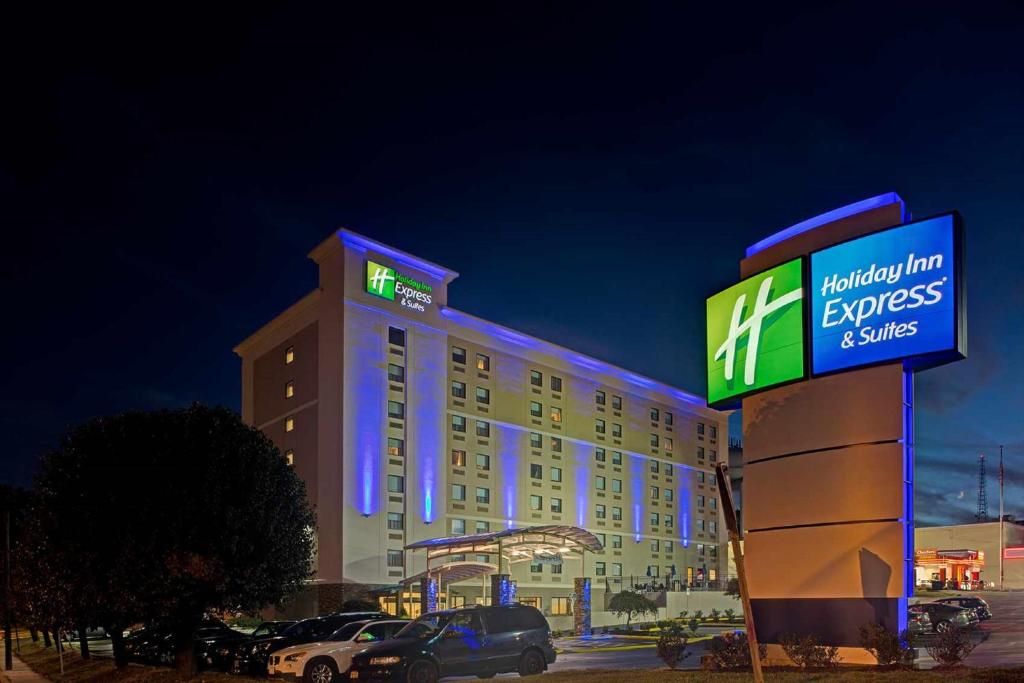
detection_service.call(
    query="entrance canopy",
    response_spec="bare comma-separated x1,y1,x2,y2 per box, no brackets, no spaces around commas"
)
400,560,497,586
405,525,603,565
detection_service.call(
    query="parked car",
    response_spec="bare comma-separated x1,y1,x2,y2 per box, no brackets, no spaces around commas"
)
934,596,992,621
268,618,407,681
230,612,390,675
347,603,556,682
211,621,295,670
909,602,978,633
126,619,247,668
908,608,933,635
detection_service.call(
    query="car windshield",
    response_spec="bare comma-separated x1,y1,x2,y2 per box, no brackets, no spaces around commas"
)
280,619,316,638
396,614,452,639
330,622,365,642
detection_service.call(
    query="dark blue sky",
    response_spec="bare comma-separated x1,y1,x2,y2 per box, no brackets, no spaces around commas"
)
4,3,1021,525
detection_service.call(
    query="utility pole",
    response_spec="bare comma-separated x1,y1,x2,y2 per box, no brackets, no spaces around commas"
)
4,510,11,671
999,444,1005,590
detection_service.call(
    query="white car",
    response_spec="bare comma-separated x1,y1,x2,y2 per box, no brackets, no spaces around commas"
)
267,618,407,682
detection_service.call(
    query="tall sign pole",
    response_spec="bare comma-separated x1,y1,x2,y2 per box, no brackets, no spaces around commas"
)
999,444,1005,590
716,463,763,683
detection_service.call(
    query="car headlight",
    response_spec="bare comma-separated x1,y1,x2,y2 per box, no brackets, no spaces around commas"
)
369,656,402,665
284,651,306,662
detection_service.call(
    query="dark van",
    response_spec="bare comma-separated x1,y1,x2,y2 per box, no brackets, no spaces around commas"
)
346,603,555,682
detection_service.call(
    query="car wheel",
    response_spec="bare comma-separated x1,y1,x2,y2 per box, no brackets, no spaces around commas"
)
406,659,438,683
935,620,951,633
518,649,545,677
305,657,339,683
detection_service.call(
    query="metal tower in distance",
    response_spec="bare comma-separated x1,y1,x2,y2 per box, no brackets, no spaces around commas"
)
976,453,988,522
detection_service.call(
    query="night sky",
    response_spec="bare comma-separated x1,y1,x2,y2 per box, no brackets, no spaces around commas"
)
5,4,1022,525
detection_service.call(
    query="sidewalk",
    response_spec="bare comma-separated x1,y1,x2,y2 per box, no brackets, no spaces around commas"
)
0,642,48,683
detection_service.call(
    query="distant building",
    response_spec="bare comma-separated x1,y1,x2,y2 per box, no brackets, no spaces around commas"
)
914,520,1024,590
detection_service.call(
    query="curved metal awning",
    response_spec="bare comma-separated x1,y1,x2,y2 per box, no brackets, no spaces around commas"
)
400,561,498,586
405,525,603,563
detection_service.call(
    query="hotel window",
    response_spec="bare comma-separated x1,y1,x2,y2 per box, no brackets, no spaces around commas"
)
698,495,705,508
550,375,562,392
612,506,622,521
612,423,621,437
710,497,717,509
697,422,705,435
664,489,673,502
663,462,672,474
709,450,718,463
387,550,404,568
611,395,622,410
595,476,606,490
285,346,294,364
550,466,562,482
476,487,490,504
665,540,674,554
698,519,705,532
477,353,490,371
476,387,490,404
284,449,294,466
650,539,660,552
388,438,404,457
551,596,570,615
451,380,467,398
387,475,404,493
285,416,294,432
697,543,705,555
475,520,490,533
665,438,673,452
709,521,718,534
452,346,466,364
550,563,564,576
709,568,717,580
612,535,622,548
697,447,705,459
710,546,718,559
612,563,623,576
698,471,705,483
388,326,405,347
387,512,404,531
650,434,659,448
530,495,543,511
530,432,542,448
550,406,562,423
530,370,543,387
451,449,467,467
476,420,490,437
388,364,405,383
596,504,606,519
531,463,543,479
595,419,606,434
649,460,659,473
451,518,466,535
648,565,660,577
451,484,466,501
710,425,718,438
596,390,606,405
476,453,490,470
595,448,606,462
476,555,490,564
530,401,542,417
664,514,673,528
550,497,562,513
596,533,606,547
611,451,622,465
550,436,562,452
650,511,659,526
595,561,606,576
611,479,622,493
650,486,659,499
650,408,659,422
452,415,466,432
664,411,673,426
388,401,405,419
285,381,295,398
530,562,543,573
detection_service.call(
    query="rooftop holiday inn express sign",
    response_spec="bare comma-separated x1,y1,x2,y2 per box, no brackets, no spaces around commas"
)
366,260,434,313
706,212,965,408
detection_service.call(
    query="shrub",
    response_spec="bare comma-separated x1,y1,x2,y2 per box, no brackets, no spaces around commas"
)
925,625,977,666
687,617,699,634
706,631,767,669
678,610,688,619
780,633,842,669
724,608,735,622
656,631,690,669
858,622,915,666
709,608,721,622
725,577,741,599
693,610,704,621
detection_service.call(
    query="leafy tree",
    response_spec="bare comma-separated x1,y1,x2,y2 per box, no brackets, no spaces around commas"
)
687,617,699,635
30,405,316,674
724,577,741,599
678,610,688,619
608,591,658,629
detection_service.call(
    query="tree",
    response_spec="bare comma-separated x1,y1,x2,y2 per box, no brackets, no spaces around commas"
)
30,405,316,675
608,591,658,629
724,577,741,599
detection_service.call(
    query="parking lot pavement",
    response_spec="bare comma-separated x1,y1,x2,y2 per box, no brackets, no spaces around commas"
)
910,590,1024,669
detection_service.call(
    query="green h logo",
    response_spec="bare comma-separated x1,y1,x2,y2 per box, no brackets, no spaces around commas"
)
706,258,805,406
366,261,396,300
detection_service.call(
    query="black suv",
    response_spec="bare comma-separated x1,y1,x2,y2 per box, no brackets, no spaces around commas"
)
347,603,555,682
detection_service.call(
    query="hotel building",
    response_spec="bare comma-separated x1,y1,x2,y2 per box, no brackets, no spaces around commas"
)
235,229,728,620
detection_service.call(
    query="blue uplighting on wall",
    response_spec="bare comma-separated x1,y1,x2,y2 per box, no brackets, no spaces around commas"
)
424,576,438,612
338,229,457,281
346,310,385,517
745,192,907,258
408,327,447,525
630,454,645,542
678,465,691,549
497,424,521,528
574,443,589,528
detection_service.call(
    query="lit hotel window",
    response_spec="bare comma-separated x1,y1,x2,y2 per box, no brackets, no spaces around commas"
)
451,415,466,432
595,476,606,490
596,390,606,405
285,416,294,432
550,437,562,452
477,353,490,371
551,376,562,392
595,419,605,434
451,449,467,467
697,543,705,555
388,401,405,419
476,487,490,504
451,484,466,501
611,451,622,465
387,475,404,493
284,449,294,466
476,453,490,470
665,438,673,452
285,346,294,364
388,364,405,383
665,514,673,528
665,412,673,426
531,464,543,479
550,407,562,423
611,423,621,437
387,512,404,530
596,533,606,546
476,420,490,437
550,498,562,513
612,563,622,576
475,520,490,533
650,512,659,526
388,438,404,457
612,507,622,520
388,326,406,347
530,370,543,387
530,495,542,511
530,432,542,448
476,387,490,404
451,381,466,398
550,466,562,482
665,489,673,502
650,460,659,473
530,401,542,418
650,408,659,422
285,381,294,398
551,597,570,615
611,395,622,410
612,535,622,549
452,346,466,364
387,550,403,567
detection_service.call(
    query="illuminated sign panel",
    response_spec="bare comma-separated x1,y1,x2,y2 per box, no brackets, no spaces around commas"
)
365,259,433,312
706,258,805,408
810,214,964,375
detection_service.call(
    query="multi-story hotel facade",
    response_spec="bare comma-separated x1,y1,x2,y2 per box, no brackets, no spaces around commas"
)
235,229,728,619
